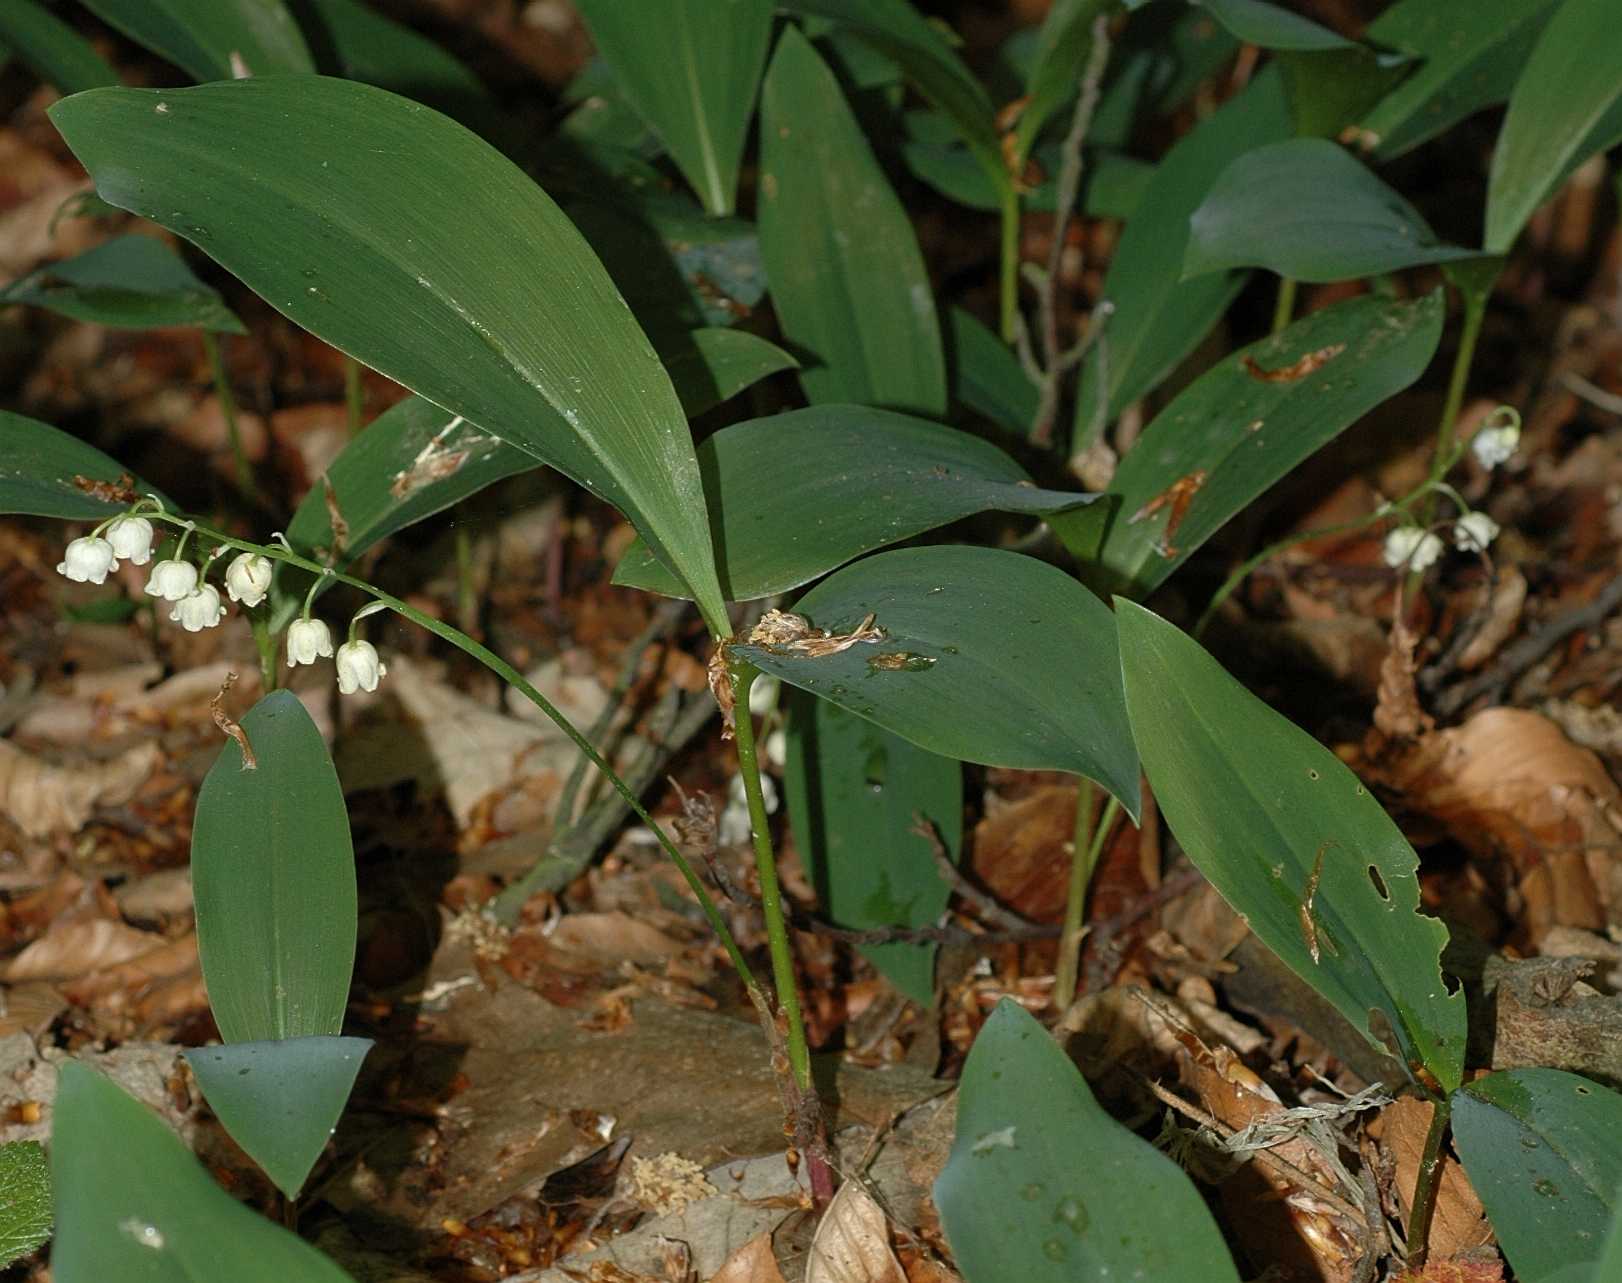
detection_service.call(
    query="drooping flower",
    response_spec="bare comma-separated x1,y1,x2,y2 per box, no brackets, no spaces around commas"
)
170,584,226,632
334,639,387,694
1382,526,1444,571
1471,421,1520,470
105,516,155,566
224,552,273,607
57,536,117,584
286,617,334,667
1453,511,1501,552
144,558,199,601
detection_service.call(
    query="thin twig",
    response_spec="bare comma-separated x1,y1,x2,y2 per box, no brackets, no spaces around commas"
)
910,813,1043,933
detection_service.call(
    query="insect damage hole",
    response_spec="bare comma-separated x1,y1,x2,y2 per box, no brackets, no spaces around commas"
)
1367,865,1389,900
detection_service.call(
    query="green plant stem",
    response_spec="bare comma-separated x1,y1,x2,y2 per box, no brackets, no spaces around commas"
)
999,181,1020,342
1405,1094,1451,1269
201,330,255,500
249,612,278,693
728,659,812,1094
143,512,762,999
1271,276,1297,334
1423,290,1488,517
343,355,364,437
1053,786,1119,1010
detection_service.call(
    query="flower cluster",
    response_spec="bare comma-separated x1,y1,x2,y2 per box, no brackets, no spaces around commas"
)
54,503,387,696
1382,510,1500,572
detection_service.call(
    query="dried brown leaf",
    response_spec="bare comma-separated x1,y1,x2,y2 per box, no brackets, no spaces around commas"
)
1372,1097,1493,1260
712,1234,788,1283
806,1182,905,1283
2,918,167,983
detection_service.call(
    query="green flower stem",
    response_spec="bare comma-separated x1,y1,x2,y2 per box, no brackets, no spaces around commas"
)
200,330,255,500
140,511,762,997
1053,785,1120,1010
1423,290,1488,520
250,612,278,693
1405,1093,1451,1268
999,182,1020,342
1271,276,1297,334
343,355,365,437
727,659,812,1093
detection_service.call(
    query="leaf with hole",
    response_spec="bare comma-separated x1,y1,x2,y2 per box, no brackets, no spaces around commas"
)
0,0,117,94
3,235,245,333
732,545,1140,817
50,77,728,631
784,692,961,1003
0,411,159,521
612,405,1099,602
191,691,356,1043
78,0,314,80
1185,140,1476,282
1117,601,1466,1089
184,1037,372,1199
1095,290,1443,597
935,1000,1240,1283
50,1063,354,1283
759,27,946,415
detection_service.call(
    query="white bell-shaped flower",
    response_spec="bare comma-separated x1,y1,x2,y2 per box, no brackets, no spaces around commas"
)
224,552,273,607
335,639,387,694
286,617,334,667
57,536,117,584
1471,421,1520,470
105,516,155,566
169,584,226,632
1453,511,1501,552
144,558,199,601
1382,526,1444,571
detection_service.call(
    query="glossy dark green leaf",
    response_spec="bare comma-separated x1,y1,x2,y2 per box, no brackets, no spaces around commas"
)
0,1141,51,1269
1453,1069,1622,1283
936,1000,1240,1283
1596,1199,1622,1283
732,546,1141,816
573,0,772,216
1117,602,1466,1089
784,693,961,1003
1185,140,1475,281
778,0,1003,181
2,235,246,333
298,0,496,133
1358,0,1560,160
759,27,946,415
1199,0,1352,50
1013,0,1111,166
613,406,1099,601
1073,70,1291,446
79,0,314,80
0,0,117,93
0,411,155,520
1096,290,1444,596
656,327,798,417
50,1063,354,1283
184,1037,371,1199
947,306,1038,433
191,691,356,1044
50,78,729,632
1486,0,1622,253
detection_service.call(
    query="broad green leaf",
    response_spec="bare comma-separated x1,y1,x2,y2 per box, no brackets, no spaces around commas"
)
298,0,497,134
778,0,1003,182
2,235,246,333
1117,602,1465,1089
947,306,1038,433
1486,0,1622,254
784,693,961,1003
732,546,1141,817
0,0,117,93
184,1037,371,1199
1358,0,1561,160
1276,46,1412,139
1198,0,1352,51
285,331,792,570
1185,140,1476,281
1595,1198,1622,1283
0,411,155,520
612,406,1099,601
573,0,772,216
1096,290,1444,596
760,27,946,416
1013,0,1111,167
79,0,314,80
1072,70,1291,447
192,691,356,1043
936,1000,1240,1283
1453,1069,1622,1283
50,1063,354,1283
50,78,729,632
0,1141,51,1269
